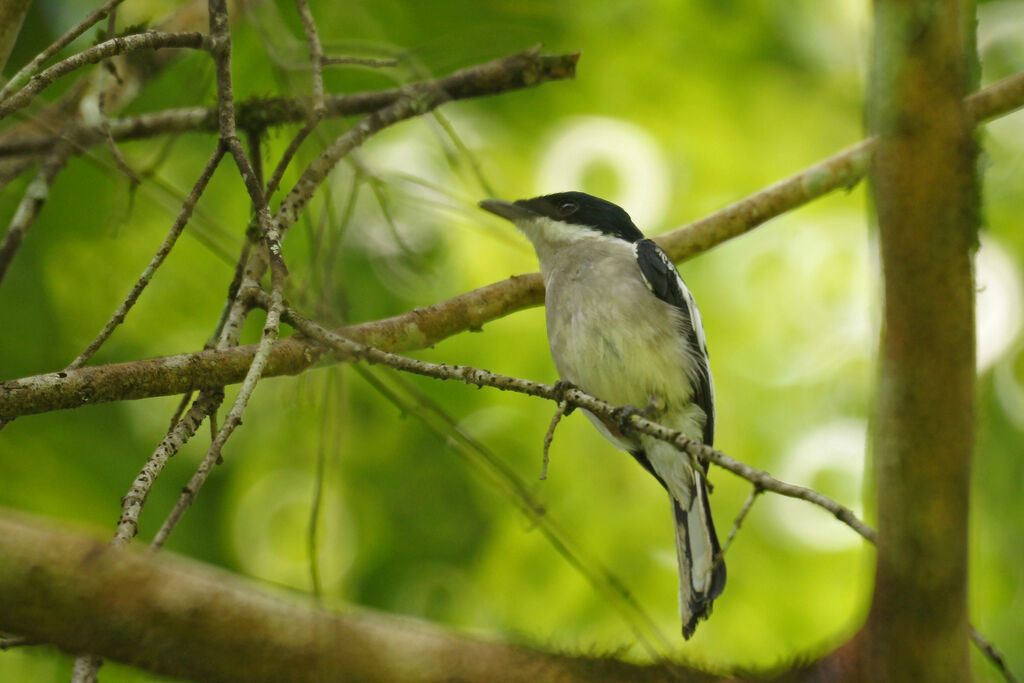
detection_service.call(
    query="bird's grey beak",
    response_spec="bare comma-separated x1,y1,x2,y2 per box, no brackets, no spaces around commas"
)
479,199,539,222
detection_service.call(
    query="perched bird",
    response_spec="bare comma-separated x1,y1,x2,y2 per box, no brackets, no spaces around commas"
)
480,191,725,638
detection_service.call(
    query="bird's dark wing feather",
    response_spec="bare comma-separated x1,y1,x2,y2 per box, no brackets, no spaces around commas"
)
633,239,715,446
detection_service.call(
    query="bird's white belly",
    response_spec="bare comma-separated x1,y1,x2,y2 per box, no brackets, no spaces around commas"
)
542,245,701,439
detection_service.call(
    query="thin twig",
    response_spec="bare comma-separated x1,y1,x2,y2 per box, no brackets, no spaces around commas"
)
322,55,399,68
168,390,194,430
715,485,762,569
0,0,127,102
70,655,102,682
150,277,284,550
431,109,496,198
67,145,226,369
970,626,1020,683
94,6,141,190
0,49,578,161
264,119,317,199
541,400,569,480
0,138,73,286
112,390,225,548
0,0,33,76
0,31,214,122
293,0,326,116
308,370,340,600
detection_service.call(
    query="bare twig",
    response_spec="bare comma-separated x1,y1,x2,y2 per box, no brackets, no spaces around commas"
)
970,626,1019,683
150,279,284,550
70,655,102,682
0,138,73,285
0,0,126,101
715,485,762,569
0,31,214,122
0,52,577,161
67,145,227,369
293,0,326,116
307,371,341,600
541,400,569,480
113,390,225,548
322,55,399,68
263,119,316,198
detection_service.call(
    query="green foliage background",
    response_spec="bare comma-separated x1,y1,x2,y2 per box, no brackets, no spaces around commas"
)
2,0,1023,680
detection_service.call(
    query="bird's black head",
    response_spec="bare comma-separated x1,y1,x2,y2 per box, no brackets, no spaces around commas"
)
512,191,645,243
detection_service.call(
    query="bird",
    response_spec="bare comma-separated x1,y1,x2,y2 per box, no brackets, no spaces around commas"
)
480,191,725,638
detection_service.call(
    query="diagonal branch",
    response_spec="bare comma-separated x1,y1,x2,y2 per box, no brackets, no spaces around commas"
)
0,49,582,159
1,69,1022,420
0,31,214,122
0,0,127,101
0,137,73,285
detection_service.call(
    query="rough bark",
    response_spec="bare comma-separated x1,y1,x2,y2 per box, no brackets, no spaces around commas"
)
0,509,731,683
866,0,978,680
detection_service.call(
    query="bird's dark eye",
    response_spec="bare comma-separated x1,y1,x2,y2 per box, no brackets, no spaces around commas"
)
558,201,578,216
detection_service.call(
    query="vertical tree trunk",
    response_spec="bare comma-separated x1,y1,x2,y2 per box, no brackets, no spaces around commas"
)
867,1,978,681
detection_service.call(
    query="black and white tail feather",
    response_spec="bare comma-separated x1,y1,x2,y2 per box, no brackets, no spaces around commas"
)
634,238,726,638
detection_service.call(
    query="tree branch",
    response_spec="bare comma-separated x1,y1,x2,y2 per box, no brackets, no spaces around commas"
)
0,137,73,285
0,508,729,683
5,57,1024,416
0,0,126,101
0,48,582,159
0,31,214,122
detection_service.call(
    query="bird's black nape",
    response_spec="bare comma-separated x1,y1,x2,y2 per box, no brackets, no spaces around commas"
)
514,191,645,243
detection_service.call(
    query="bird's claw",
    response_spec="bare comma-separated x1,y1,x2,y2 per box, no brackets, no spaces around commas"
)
613,404,644,433
552,380,578,415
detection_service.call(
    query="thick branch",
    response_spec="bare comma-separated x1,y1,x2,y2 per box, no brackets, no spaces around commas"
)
0,272,544,417
0,508,725,683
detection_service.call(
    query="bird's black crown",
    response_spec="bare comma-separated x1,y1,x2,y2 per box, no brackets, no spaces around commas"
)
514,191,645,243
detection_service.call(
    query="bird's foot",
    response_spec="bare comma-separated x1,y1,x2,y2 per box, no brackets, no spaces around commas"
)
643,394,666,418
612,404,645,433
552,380,578,415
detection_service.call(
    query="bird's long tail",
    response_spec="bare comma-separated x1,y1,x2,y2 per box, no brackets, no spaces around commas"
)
673,469,726,639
